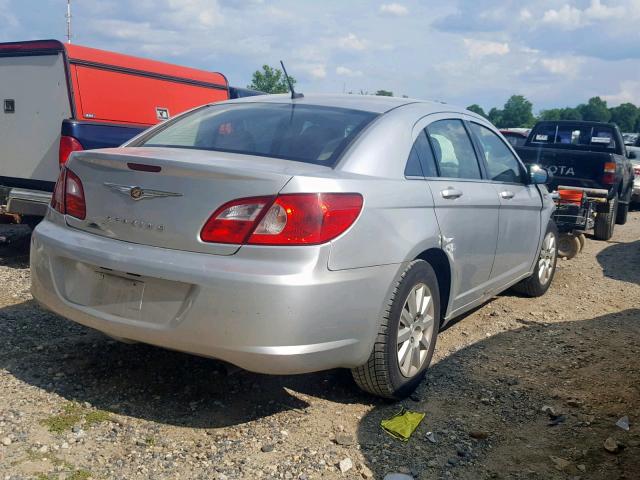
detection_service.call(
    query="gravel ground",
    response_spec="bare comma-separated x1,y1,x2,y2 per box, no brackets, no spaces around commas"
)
0,214,639,480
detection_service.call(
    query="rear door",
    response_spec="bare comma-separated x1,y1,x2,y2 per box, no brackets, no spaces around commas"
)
468,122,542,284
419,116,500,313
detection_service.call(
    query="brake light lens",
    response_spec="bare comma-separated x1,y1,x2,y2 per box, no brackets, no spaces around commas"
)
65,169,86,219
633,165,640,177
49,167,86,219
59,135,83,167
602,162,616,185
51,168,67,214
200,196,274,244
200,193,363,246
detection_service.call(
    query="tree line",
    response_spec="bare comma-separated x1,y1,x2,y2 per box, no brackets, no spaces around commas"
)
248,65,640,133
467,96,640,132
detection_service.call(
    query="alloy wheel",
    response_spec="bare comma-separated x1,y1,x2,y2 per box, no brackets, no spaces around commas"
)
397,283,435,378
538,231,557,285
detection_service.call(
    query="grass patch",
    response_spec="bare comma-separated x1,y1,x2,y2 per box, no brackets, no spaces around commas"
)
68,470,92,480
33,470,92,480
40,403,112,434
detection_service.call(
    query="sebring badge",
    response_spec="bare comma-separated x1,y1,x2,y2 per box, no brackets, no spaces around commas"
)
103,183,182,201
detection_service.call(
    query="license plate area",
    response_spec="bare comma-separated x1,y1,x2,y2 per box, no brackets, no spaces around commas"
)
93,271,145,314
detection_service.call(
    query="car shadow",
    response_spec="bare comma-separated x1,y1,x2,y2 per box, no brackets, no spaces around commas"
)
0,300,367,429
356,309,640,479
596,239,640,285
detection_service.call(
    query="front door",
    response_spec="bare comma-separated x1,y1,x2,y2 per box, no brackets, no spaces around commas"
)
468,122,542,284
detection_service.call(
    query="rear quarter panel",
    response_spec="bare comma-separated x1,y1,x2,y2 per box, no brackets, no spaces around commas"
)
280,176,439,271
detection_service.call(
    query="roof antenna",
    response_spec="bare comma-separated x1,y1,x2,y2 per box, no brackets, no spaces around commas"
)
65,0,72,44
280,60,303,99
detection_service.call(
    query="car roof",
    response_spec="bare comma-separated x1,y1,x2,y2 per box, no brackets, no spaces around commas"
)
215,93,466,115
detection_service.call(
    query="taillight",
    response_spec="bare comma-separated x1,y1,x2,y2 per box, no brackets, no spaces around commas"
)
51,168,67,214
200,196,274,244
634,166,640,177
65,169,86,219
200,193,363,246
49,167,86,219
602,162,616,185
59,135,83,167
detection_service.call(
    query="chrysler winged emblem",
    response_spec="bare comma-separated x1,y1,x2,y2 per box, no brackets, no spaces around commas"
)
103,183,182,201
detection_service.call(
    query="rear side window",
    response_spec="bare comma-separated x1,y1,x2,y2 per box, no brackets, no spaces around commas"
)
531,124,617,149
470,123,523,183
426,119,481,179
405,131,438,177
136,103,377,166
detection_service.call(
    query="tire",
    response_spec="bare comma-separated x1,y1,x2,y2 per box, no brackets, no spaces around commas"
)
577,233,586,252
351,260,440,400
557,233,580,260
512,221,558,298
593,197,617,241
615,202,629,225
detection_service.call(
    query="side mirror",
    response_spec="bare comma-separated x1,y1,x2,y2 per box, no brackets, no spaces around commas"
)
628,150,637,160
528,164,549,184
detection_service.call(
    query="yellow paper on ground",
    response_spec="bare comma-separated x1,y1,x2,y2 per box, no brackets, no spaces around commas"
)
380,408,425,441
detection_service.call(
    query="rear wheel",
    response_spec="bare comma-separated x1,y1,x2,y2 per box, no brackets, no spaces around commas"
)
512,221,558,297
593,197,617,240
615,202,629,225
352,260,440,399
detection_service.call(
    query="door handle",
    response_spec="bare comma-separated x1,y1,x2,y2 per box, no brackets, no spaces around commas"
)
500,190,515,200
441,188,463,200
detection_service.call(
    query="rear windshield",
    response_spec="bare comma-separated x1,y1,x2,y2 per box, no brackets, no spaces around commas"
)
530,124,617,150
135,103,378,166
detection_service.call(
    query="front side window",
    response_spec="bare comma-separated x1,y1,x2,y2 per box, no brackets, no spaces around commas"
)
470,123,523,183
426,119,481,179
135,103,378,167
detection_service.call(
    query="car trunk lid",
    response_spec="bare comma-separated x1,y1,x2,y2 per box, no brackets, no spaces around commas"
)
64,147,329,255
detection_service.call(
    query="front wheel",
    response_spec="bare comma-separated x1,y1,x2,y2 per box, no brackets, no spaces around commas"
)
352,260,440,399
512,221,558,297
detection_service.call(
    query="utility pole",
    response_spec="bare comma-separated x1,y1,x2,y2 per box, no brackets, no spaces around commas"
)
65,0,72,44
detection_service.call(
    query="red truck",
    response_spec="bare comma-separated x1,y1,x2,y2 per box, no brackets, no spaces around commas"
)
0,39,251,224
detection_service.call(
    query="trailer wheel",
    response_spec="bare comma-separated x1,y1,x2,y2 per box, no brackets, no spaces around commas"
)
577,233,586,252
593,197,617,241
557,233,580,260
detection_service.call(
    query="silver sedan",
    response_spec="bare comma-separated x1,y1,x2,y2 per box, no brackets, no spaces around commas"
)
31,94,557,399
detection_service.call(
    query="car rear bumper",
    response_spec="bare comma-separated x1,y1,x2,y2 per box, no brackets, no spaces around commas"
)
30,219,400,374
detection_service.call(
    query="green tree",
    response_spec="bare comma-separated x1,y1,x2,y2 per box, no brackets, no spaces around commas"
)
374,89,393,97
499,95,535,128
466,104,487,117
578,97,611,122
488,107,503,127
558,107,582,121
609,102,639,132
538,108,562,121
248,65,295,94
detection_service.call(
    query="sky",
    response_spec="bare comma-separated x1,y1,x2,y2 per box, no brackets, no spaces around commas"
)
1,0,639,113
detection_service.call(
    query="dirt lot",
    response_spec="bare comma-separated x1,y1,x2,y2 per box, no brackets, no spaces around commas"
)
0,214,639,480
